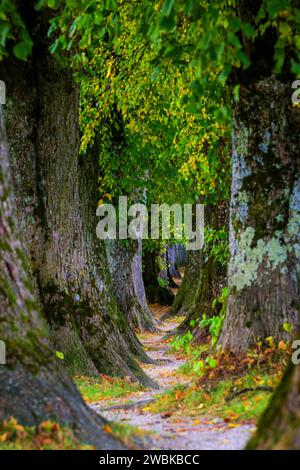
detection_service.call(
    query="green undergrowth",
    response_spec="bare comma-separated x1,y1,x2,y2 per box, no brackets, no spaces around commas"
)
74,374,144,403
0,418,91,450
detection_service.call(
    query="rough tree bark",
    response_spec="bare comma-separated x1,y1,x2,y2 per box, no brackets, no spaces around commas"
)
143,247,175,305
222,1,300,448
219,76,300,352
1,6,154,386
240,78,300,450
0,106,124,449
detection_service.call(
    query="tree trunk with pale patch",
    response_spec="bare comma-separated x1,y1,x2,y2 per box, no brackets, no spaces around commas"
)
143,248,175,305
224,0,300,447
219,76,300,352
218,0,300,353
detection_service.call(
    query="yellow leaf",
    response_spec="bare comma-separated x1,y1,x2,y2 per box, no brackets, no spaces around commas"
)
227,423,240,429
265,336,274,347
142,406,152,412
278,341,287,351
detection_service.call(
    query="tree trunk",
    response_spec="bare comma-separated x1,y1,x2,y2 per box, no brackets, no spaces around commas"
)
219,76,300,352
106,239,157,331
143,247,175,305
171,250,202,316
174,203,228,342
246,353,300,449
0,105,124,449
1,7,154,387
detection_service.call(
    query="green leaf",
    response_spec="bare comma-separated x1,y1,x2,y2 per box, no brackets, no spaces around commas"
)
0,24,10,47
241,22,256,39
228,16,241,33
35,0,47,11
237,49,251,68
227,32,241,49
159,14,176,32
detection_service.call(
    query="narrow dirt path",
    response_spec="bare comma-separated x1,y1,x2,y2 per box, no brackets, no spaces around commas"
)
91,310,253,450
